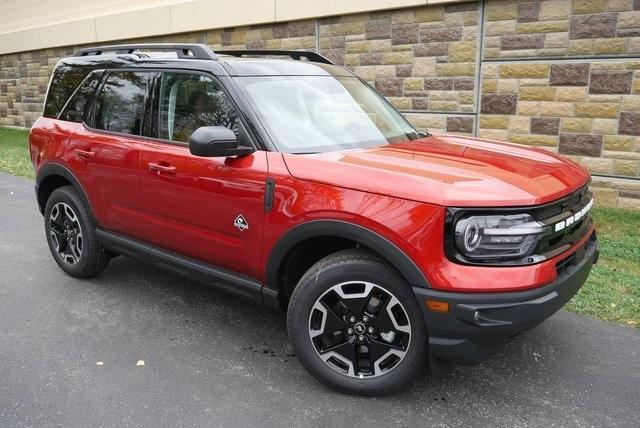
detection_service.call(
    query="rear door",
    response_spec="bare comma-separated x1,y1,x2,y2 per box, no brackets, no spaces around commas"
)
67,70,152,234
136,71,268,279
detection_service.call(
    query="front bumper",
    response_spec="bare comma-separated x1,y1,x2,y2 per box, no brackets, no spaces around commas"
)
413,232,599,365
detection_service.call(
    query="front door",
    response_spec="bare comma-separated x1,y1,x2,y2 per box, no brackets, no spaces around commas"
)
136,71,267,279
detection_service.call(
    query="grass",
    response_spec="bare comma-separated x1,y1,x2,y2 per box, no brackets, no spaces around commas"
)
0,126,34,178
0,126,638,328
566,208,640,328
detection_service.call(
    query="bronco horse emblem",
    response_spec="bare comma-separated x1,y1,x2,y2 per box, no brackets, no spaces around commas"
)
234,214,249,232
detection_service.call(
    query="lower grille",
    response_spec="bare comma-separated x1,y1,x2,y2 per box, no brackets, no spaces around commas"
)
555,231,597,276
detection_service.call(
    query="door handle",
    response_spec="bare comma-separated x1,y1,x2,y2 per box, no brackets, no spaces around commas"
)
75,149,95,160
148,162,177,175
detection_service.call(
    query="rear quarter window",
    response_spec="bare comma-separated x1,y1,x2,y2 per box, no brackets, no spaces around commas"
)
59,71,103,123
43,60,98,118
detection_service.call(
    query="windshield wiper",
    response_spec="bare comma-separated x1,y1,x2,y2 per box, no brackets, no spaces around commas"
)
406,130,430,140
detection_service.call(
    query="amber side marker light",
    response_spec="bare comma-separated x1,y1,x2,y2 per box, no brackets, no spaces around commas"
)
426,299,450,312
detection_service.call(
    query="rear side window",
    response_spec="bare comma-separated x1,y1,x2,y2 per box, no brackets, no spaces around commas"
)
94,71,150,135
158,72,238,143
44,61,97,118
59,71,102,123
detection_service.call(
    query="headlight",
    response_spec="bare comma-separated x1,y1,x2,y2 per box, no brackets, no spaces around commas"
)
454,214,546,262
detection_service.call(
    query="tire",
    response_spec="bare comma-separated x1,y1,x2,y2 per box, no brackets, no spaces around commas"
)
287,249,428,395
44,185,109,278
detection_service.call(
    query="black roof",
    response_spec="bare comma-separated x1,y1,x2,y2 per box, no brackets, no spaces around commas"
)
65,43,352,77
44,44,355,119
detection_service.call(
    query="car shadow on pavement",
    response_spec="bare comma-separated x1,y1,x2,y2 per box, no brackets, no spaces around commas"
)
92,255,571,393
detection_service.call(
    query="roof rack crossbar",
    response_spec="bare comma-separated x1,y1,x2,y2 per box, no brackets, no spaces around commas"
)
74,43,217,60
216,50,333,65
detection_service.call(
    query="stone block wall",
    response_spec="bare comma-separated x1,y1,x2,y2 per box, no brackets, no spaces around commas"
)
207,20,318,51
1,0,640,208
0,32,206,130
0,47,74,128
316,4,479,134
479,60,640,179
476,0,640,208
317,5,478,114
483,0,640,59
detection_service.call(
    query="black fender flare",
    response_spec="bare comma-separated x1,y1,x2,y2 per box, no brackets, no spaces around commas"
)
265,220,431,291
35,163,93,217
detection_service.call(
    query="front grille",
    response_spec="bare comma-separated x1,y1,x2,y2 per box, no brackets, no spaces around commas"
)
533,186,593,259
444,184,594,266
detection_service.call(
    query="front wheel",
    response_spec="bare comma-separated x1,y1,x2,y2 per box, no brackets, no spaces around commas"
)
287,249,428,395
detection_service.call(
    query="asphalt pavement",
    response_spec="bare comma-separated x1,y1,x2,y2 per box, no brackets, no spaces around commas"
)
1,172,639,427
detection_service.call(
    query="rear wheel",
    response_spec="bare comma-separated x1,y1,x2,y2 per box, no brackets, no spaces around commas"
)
44,186,109,278
287,249,427,395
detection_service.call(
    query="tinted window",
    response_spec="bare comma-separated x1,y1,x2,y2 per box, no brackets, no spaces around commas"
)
59,71,102,123
94,72,149,135
158,73,238,143
44,61,97,118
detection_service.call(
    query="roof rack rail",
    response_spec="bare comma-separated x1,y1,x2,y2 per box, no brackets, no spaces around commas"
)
74,43,217,60
216,50,333,64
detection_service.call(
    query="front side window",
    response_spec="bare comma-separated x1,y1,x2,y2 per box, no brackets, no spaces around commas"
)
235,75,418,153
94,71,150,135
158,73,238,143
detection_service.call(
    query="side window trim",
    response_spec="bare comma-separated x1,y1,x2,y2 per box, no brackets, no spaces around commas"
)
141,72,159,138
85,71,109,129
147,72,161,139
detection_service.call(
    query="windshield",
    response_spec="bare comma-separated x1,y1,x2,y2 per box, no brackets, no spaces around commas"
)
235,75,419,153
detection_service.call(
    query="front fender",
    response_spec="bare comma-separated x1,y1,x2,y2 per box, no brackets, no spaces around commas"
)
265,219,431,291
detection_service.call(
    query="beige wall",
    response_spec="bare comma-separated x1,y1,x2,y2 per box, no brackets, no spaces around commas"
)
0,0,458,55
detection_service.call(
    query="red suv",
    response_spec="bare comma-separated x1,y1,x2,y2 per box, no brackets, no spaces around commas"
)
30,44,598,395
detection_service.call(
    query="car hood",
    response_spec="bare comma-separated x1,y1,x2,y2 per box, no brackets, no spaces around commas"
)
281,133,591,207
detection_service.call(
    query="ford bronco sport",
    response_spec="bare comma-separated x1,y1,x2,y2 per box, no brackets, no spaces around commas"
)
30,44,598,395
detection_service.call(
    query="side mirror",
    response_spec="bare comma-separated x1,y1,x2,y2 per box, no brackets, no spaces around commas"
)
188,126,255,157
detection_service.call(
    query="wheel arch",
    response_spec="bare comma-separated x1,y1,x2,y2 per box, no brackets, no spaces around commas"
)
36,163,93,218
265,220,430,305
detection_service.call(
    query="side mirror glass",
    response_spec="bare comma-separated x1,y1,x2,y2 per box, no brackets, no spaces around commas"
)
188,126,255,157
